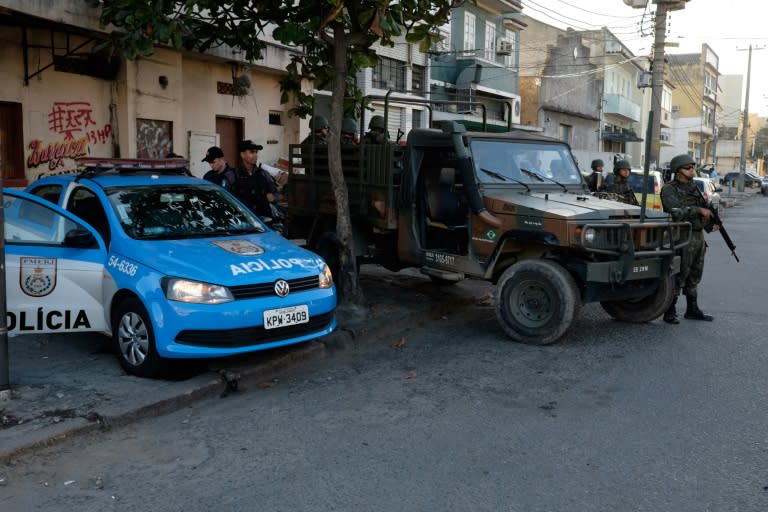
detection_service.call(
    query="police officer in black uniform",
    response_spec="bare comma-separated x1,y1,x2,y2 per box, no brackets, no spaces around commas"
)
660,153,717,324
232,139,277,219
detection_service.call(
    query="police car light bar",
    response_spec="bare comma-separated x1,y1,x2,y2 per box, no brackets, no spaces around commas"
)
75,157,191,177
75,157,189,169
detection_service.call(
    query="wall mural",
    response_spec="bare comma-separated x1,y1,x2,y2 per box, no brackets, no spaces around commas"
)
136,118,173,159
27,101,113,172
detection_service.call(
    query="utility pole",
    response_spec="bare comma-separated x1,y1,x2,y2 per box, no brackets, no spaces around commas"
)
648,1,691,170
737,45,753,192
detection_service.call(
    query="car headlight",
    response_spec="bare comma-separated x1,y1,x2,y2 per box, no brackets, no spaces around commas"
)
163,278,234,304
318,263,334,289
583,227,596,244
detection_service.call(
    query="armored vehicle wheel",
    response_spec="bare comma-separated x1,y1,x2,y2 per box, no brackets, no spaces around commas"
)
495,260,580,345
600,275,675,323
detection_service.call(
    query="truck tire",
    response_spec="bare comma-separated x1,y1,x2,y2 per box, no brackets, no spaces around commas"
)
495,260,580,346
599,275,675,323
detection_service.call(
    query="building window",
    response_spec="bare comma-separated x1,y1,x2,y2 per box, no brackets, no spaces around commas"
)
268,111,283,126
412,109,422,129
373,56,406,90
484,21,496,61
411,65,425,93
0,102,26,186
463,12,476,56
559,124,572,144
504,29,516,67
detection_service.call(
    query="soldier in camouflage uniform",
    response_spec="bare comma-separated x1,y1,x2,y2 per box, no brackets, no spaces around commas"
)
660,153,718,324
602,159,639,205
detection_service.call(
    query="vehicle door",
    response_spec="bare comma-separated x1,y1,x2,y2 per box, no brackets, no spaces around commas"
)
3,189,108,335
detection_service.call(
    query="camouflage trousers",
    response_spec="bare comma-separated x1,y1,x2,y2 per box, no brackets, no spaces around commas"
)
676,230,706,299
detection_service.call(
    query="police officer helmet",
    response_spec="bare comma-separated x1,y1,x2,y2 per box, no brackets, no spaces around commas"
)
342,118,358,134
368,115,386,130
670,154,696,173
309,115,329,131
613,159,632,175
591,159,604,170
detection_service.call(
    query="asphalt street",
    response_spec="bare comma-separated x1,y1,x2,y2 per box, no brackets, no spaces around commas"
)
0,188,766,511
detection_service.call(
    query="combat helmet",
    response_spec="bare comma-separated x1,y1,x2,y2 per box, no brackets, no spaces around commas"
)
670,153,696,173
613,159,632,175
342,118,358,134
368,115,386,130
309,115,329,131
591,158,604,170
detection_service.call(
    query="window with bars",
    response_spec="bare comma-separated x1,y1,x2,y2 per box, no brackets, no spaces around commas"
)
411,65,425,93
372,56,406,90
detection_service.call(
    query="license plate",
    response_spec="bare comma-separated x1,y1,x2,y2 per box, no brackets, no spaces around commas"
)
263,305,309,329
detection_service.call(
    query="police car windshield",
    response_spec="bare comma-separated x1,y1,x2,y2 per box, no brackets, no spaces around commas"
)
106,185,265,240
471,140,583,187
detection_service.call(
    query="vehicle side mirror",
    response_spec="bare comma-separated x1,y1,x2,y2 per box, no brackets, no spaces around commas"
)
64,228,98,248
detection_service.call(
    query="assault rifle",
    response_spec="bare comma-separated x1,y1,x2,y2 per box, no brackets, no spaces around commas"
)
705,205,740,262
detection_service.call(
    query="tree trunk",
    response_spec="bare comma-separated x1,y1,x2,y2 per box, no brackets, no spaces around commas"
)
328,28,365,305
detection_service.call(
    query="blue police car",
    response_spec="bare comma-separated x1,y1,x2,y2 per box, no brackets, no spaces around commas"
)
5,158,336,377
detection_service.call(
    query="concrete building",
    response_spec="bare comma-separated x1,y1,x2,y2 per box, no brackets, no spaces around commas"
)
0,0,302,186
661,44,720,168
428,0,524,131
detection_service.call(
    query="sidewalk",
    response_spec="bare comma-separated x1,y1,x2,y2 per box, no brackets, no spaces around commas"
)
0,266,492,463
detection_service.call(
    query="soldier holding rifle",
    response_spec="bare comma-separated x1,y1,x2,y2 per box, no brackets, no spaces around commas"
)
660,154,720,324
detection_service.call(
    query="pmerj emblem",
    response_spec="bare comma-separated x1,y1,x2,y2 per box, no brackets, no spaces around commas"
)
212,239,265,256
20,257,57,297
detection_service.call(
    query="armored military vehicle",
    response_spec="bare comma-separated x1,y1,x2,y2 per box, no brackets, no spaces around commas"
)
287,121,690,345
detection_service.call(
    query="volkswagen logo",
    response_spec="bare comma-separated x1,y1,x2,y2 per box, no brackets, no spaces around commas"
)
274,279,290,297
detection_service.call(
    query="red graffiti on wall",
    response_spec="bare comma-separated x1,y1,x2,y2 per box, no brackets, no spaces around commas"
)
48,101,97,139
27,136,89,170
86,124,113,145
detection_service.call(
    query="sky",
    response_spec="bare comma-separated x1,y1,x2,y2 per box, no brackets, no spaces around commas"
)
524,0,768,116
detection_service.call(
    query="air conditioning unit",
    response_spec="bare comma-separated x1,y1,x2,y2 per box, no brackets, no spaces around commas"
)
496,38,513,56
671,105,680,112
637,72,652,88
623,0,649,7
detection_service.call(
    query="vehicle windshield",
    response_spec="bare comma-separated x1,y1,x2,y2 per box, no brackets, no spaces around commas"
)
106,184,265,240
470,140,583,187
628,172,659,193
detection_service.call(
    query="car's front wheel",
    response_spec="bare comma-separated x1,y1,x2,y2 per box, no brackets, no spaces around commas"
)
113,297,166,378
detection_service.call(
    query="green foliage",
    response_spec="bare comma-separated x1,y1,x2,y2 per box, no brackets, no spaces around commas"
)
89,0,456,114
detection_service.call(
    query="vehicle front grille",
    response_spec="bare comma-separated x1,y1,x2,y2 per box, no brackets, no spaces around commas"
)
175,312,334,347
229,275,320,299
580,221,690,256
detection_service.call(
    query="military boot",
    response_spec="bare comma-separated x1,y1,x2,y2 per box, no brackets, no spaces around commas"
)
663,296,679,324
684,296,713,321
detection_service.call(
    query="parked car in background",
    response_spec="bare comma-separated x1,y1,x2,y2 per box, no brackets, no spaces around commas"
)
628,170,664,210
693,176,721,210
721,171,761,188
761,175,768,196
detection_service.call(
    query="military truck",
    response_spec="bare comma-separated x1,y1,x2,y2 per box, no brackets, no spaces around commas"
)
286,121,691,345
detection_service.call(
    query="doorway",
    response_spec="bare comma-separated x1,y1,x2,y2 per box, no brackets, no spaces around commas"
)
216,117,244,168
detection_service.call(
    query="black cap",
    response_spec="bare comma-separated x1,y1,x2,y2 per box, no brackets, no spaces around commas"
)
239,139,264,152
202,146,224,163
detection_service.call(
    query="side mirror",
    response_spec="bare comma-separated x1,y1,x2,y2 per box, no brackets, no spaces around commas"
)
64,228,98,248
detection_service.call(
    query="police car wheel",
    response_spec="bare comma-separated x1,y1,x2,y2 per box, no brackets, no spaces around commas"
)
599,275,675,323
495,260,580,346
113,298,165,378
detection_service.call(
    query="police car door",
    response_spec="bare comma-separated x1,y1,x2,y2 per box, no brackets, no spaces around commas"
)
4,190,107,335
